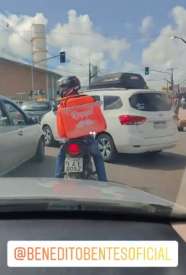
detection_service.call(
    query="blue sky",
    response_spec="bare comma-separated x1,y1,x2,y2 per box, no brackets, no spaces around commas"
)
0,0,185,33
0,0,186,86
0,0,183,61
0,1,184,35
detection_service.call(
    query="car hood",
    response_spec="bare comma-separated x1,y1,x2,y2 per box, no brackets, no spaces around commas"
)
0,178,185,217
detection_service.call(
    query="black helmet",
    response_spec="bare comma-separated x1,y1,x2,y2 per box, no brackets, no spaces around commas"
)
57,76,81,97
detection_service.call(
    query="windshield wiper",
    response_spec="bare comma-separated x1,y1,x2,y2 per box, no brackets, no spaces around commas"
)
0,198,180,221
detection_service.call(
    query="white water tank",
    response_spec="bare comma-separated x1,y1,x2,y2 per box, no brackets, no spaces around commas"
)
31,24,47,69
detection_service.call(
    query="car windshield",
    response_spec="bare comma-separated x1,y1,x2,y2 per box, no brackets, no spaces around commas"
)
0,0,186,222
22,102,50,111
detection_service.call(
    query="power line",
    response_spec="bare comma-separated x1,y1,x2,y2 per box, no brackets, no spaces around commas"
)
0,9,95,60
0,22,31,45
48,31,91,36
0,9,55,59
0,8,32,45
146,79,167,82
0,21,56,67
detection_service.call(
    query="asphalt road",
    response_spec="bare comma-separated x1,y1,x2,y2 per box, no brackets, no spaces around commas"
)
6,132,186,202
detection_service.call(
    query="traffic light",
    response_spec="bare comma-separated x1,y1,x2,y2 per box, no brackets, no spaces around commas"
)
145,67,149,75
60,51,66,63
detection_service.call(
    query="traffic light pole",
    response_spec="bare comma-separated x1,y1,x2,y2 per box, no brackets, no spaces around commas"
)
35,54,60,64
36,54,97,89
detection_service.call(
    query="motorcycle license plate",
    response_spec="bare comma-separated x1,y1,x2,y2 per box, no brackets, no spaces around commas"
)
65,157,83,173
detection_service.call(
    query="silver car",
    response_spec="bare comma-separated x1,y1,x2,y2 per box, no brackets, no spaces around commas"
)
21,101,52,122
0,96,45,176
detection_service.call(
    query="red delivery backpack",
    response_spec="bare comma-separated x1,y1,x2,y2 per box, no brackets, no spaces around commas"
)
56,95,107,139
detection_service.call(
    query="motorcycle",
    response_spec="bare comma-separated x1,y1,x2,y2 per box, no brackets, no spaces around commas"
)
63,135,97,180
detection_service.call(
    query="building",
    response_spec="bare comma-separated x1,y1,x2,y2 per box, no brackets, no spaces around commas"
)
0,57,62,100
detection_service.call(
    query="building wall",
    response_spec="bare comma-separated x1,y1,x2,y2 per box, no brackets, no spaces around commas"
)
0,59,60,99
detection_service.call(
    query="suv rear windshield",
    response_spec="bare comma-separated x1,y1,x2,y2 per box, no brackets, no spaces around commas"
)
129,92,172,111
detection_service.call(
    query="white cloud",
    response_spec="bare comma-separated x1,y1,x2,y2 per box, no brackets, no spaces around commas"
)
142,6,186,88
0,9,131,85
121,61,142,73
172,6,186,35
0,12,47,61
48,9,130,84
140,16,154,36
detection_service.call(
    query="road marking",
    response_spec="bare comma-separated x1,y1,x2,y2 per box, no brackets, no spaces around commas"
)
173,166,186,213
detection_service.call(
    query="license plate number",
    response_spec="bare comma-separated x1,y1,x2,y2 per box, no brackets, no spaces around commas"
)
65,158,83,173
153,121,167,129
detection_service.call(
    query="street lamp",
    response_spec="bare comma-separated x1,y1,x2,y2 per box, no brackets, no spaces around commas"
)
170,35,186,44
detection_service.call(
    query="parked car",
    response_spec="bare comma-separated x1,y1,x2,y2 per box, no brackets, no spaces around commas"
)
41,89,177,161
21,100,52,122
0,96,45,176
12,100,24,106
0,177,186,274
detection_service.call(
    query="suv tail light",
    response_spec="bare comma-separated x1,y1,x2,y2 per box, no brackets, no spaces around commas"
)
67,143,81,156
119,115,147,125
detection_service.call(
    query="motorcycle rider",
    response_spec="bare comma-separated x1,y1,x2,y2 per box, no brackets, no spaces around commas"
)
55,76,107,181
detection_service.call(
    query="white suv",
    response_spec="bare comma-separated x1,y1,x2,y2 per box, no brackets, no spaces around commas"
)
41,89,177,162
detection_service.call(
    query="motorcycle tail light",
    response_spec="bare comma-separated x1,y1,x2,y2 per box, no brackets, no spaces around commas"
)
67,143,81,156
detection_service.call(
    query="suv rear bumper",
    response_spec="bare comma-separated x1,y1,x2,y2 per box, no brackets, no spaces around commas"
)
115,135,177,154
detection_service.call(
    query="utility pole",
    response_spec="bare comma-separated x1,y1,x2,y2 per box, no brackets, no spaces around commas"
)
31,33,34,93
150,68,175,91
178,84,180,96
89,62,91,88
88,63,98,87
170,68,174,91
31,62,34,92
166,80,169,93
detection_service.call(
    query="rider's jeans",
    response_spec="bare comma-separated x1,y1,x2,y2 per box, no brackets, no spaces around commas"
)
55,137,107,181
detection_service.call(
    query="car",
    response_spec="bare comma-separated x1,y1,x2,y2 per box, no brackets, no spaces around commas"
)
21,100,52,122
12,100,24,106
0,95,45,176
41,89,177,162
86,89,178,160
0,177,186,274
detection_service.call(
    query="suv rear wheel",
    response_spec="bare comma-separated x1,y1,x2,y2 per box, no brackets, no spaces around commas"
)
97,133,116,162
